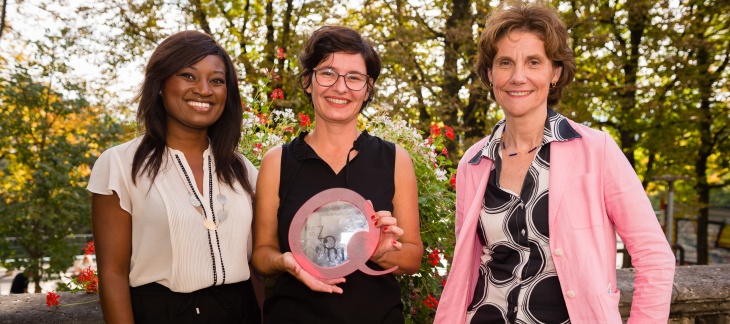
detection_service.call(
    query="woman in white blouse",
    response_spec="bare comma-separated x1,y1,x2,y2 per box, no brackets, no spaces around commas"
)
88,30,260,323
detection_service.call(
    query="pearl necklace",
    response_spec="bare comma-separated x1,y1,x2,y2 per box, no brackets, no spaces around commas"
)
174,154,228,230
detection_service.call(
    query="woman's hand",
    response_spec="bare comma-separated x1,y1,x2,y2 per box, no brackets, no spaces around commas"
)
365,145,423,275
280,252,346,294
370,209,404,262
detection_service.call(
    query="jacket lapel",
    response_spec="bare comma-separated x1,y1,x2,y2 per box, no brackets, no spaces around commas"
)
548,133,579,229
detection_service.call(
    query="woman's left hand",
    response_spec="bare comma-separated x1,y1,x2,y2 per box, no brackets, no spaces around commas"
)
370,209,404,262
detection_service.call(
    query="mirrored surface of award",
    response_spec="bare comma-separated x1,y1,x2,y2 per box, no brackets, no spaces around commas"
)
288,188,398,279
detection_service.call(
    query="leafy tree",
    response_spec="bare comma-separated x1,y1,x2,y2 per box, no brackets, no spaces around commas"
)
661,0,730,264
0,37,124,291
339,0,500,155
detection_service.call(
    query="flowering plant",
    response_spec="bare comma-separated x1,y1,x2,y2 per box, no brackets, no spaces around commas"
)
240,49,312,163
366,111,456,322
47,241,99,307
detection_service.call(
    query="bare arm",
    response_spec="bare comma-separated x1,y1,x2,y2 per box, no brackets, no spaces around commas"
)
251,147,344,293
92,192,133,324
370,145,423,275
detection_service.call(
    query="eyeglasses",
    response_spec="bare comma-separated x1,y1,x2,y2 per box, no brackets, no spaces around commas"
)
312,68,370,91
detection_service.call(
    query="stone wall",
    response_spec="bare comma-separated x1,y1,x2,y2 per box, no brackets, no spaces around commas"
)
1,264,729,323
619,264,730,323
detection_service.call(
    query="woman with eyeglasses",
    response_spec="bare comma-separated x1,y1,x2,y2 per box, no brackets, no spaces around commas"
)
251,25,423,323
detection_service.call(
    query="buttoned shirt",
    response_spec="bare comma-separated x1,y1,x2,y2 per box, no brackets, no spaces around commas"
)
467,109,580,323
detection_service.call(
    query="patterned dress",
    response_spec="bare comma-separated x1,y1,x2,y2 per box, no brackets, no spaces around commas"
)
466,109,581,323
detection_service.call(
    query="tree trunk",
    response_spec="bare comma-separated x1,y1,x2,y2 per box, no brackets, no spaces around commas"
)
277,0,293,74
440,0,474,154
1,0,7,41
190,0,212,35
263,0,275,68
693,44,714,265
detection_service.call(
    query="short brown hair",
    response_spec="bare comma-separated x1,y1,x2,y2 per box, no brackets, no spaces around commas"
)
475,3,576,107
298,26,381,110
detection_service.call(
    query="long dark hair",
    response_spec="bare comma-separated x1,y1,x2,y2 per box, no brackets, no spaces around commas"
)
131,30,253,196
298,25,382,110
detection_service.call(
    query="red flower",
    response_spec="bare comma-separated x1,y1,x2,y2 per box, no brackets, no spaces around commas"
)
283,126,294,133
77,266,99,293
83,241,95,256
264,68,281,82
444,125,454,140
441,147,448,157
429,124,441,136
450,173,456,189
428,249,441,266
423,294,439,309
441,279,447,286
256,113,268,125
270,88,284,100
276,47,286,59
425,136,433,145
46,291,60,307
298,113,311,127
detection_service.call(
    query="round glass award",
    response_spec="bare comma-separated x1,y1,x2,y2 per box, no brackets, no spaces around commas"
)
288,188,397,279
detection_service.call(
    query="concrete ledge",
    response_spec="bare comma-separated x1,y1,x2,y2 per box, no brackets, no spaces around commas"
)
1,264,729,323
0,292,103,323
618,264,730,323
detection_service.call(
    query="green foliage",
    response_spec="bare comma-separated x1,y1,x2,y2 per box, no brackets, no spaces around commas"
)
367,114,456,323
0,57,123,291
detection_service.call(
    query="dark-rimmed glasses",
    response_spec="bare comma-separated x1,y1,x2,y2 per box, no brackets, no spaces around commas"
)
312,68,370,91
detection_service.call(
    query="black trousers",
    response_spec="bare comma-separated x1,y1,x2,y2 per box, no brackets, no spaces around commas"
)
130,281,261,324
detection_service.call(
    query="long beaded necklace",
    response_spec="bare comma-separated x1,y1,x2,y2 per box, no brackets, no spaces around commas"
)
174,154,229,230
174,153,227,284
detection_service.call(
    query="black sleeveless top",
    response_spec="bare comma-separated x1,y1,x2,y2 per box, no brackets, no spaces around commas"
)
263,131,404,324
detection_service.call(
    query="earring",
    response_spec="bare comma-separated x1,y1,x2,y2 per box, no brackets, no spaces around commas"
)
488,82,493,88
550,82,556,88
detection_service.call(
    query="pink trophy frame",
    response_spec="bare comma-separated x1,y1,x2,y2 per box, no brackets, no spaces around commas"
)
288,188,398,279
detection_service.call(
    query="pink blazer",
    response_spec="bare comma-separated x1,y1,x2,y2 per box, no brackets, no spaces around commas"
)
434,120,675,323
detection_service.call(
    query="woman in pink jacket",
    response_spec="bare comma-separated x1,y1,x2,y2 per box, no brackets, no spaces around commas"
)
434,3,675,323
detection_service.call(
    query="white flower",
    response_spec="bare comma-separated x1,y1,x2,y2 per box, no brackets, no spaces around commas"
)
434,168,448,181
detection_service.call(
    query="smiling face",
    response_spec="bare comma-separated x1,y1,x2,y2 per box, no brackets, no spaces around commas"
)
305,52,371,126
162,55,227,133
488,31,562,119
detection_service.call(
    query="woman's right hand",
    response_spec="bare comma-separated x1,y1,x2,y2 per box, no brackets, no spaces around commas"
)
253,147,345,294
280,252,345,294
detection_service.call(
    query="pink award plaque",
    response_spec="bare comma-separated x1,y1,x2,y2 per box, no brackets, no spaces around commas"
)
288,188,398,280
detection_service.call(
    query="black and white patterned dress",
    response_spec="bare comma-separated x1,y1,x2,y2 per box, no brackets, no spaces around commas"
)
466,109,581,324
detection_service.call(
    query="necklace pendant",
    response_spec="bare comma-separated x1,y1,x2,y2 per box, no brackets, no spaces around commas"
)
203,218,217,230
217,209,229,223
217,194,228,205
189,194,201,207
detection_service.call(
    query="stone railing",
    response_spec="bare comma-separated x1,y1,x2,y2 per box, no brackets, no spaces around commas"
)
619,264,730,323
1,264,729,323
